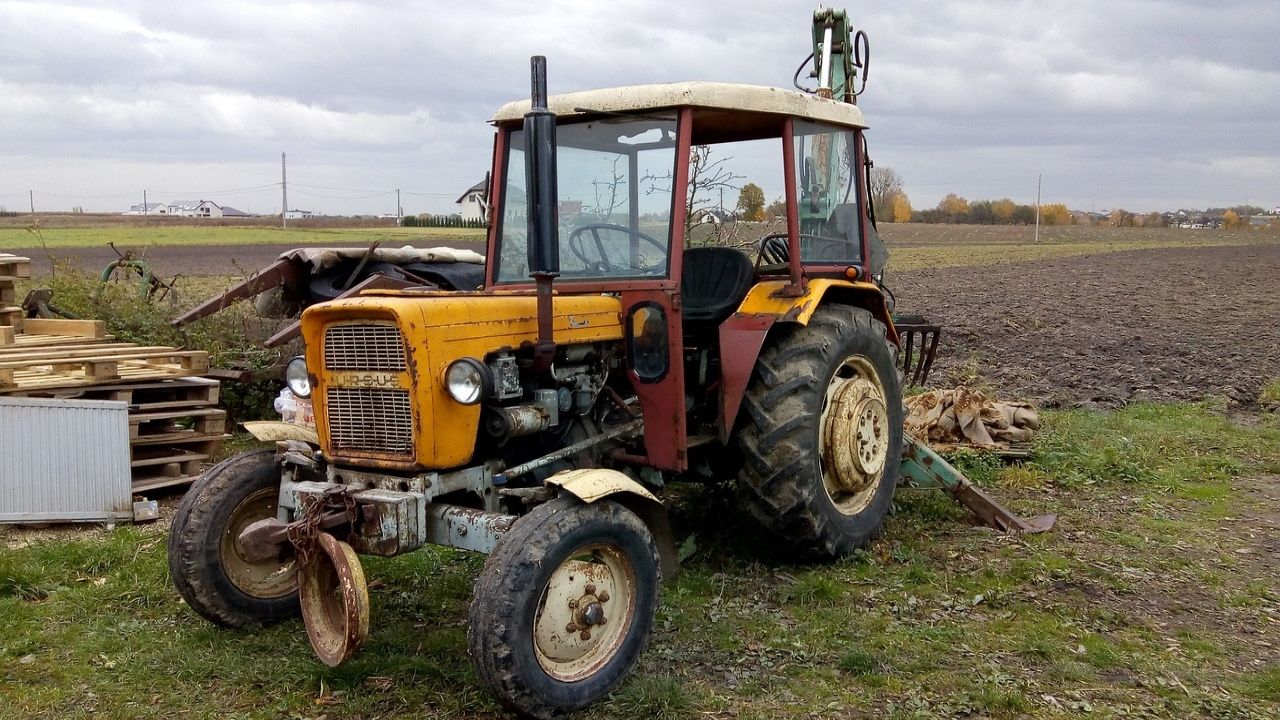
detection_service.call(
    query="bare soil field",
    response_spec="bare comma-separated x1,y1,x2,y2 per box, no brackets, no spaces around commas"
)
895,242,1280,408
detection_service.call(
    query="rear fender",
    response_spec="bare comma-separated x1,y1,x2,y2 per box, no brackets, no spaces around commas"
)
545,468,677,581
718,279,896,443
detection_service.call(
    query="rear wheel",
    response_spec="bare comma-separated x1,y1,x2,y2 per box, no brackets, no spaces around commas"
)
468,496,660,719
167,450,299,627
735,304,903,558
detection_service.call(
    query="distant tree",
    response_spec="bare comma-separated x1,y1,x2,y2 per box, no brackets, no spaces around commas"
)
891,193,913,223
968,200,995,224
937,193,970,223
1222,209,1244,229
1041,204,1071,226
1141,211,1165,228
764,198,787,219
1109,208,1135,227
992,198,1016,223
643,144,743,232
1012,204,1036,224
869,167,904,222
736,183,766,221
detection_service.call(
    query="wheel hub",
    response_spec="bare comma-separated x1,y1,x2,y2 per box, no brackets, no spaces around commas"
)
533,546,634,681
820,368,891,511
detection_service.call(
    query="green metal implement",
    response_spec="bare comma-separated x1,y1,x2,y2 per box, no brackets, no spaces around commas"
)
899,437,1057,533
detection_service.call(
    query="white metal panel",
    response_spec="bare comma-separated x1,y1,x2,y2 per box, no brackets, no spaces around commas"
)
0,396,133,523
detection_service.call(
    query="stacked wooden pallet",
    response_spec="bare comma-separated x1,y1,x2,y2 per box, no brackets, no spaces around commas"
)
0,308,225,492
0,253,30,334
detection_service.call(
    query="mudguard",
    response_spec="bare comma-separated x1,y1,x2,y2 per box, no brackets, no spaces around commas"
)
545,468,678,581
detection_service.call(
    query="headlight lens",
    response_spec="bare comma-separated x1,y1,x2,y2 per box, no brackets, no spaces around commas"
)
285,356,311,398
445,358,489,405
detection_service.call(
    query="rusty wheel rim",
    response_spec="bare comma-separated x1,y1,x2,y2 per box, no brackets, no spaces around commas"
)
532,543,637,682
218,488,297,599
819,355,890,516
298,533,370,667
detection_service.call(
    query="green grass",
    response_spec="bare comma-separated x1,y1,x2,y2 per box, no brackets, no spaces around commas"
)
1261,378,1280,407
1,224,485,249
2,402,1279,718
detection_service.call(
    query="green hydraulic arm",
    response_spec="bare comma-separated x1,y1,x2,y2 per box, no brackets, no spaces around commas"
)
810,7,862,104
899,437,1057,533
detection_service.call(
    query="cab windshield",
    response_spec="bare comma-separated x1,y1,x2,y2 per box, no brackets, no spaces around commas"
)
496,114,678,283
792,120,862,264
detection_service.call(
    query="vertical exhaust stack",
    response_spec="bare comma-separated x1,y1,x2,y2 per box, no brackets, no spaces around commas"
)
524,55,559,370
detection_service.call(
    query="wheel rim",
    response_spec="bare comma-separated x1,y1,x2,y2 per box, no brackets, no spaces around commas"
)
819,355,891,516
532,542,637,682
218,488,297,599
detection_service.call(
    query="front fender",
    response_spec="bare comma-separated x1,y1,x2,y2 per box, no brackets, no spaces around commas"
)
545,468,677,581
242,420,320,445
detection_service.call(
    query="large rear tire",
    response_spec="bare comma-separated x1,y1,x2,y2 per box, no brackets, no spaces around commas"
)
468,496,660,719
167,450,300,627
735,304,903,558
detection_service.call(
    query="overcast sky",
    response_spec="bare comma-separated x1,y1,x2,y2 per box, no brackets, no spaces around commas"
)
1,0,1277,216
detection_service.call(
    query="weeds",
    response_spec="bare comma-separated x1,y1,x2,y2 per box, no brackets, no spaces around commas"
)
36,264,289,420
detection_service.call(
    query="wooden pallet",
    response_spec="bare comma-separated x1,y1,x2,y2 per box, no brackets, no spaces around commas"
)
0,254,31,278
0,375,219,405
0,347,209,391
129,407,226,439
0,315,228,494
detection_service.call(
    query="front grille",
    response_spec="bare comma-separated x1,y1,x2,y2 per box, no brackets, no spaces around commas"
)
323,323,406,370
326,387,413,456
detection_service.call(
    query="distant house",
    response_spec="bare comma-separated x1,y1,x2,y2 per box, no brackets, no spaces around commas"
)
221,206,252,217
122,203,167,215
456,179,487,221
284,209,313,220
690,208,733,225
168,200,223,218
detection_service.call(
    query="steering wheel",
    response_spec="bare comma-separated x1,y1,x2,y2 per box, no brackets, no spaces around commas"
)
758,232,858,265
567,223,667,273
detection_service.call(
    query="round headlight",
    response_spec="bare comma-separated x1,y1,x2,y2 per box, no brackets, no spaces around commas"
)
285,356,311,398
445,358,489,405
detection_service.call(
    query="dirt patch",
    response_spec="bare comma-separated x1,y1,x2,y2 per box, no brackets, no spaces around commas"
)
894,243,1280,407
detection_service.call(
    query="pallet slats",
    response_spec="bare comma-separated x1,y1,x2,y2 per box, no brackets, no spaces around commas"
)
0,317,226,492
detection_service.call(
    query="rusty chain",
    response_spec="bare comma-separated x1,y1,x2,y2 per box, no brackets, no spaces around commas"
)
286,486,357,567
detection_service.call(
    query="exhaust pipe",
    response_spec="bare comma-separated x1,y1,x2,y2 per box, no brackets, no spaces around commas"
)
524,55,559,370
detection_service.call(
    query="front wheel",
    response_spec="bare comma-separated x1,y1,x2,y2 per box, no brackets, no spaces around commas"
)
167,450,300,627
468,496,660,719
735,304,903,558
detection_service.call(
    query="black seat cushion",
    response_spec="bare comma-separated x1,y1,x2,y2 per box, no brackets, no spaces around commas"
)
681,247,755,324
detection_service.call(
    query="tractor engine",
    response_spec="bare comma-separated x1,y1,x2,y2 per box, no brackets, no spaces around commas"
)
298,289,628,484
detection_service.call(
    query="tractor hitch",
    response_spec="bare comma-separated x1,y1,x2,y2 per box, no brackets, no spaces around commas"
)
899,437,1056,534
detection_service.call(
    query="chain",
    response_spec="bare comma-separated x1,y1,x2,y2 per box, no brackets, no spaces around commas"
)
286,486,357,567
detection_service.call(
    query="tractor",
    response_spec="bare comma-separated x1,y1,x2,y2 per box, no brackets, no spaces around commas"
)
169,9,1047,718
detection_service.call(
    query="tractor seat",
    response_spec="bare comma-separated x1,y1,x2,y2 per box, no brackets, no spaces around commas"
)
680,247,755,325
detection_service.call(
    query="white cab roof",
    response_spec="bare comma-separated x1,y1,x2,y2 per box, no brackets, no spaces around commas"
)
492,81,866,129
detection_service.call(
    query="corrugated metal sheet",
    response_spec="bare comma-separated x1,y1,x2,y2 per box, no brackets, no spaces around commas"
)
0,396,133,523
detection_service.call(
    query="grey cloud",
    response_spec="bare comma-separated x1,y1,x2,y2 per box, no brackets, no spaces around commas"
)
0,0,1276,214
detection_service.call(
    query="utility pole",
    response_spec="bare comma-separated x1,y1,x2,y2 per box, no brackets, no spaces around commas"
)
29,190,34,216
1034,174,1042,243
396,188,402,227
281,152,288,230
143,189,148,215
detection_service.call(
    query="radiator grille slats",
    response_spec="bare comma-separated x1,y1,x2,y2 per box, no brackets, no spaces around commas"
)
323,323,406,370
326,387,413,456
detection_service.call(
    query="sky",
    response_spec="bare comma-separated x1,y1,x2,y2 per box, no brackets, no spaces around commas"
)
1,0,1277,217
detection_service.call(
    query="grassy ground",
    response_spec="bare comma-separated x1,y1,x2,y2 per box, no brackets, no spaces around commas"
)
2,401,1277,719
1,225,485,249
